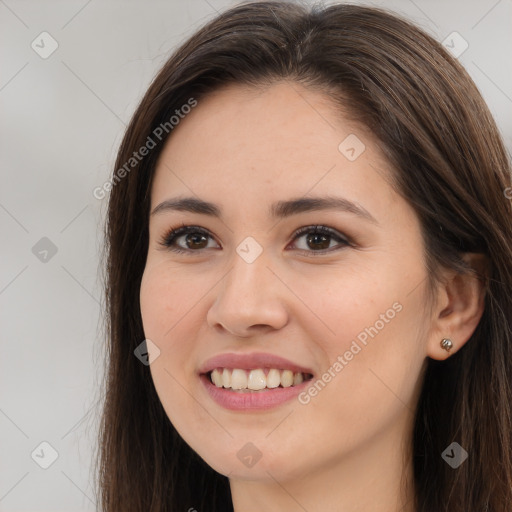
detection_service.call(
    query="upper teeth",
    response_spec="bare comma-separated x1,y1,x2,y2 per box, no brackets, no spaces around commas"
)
210,368,307,390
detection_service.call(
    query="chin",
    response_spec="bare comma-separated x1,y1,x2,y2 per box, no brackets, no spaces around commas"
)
195,442,309,482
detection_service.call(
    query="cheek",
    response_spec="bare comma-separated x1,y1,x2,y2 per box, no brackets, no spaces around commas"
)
139,265,209,438
284,258,404,355
291,257,428,416
139,263,201,388
140,262,197,341
290,302,426,473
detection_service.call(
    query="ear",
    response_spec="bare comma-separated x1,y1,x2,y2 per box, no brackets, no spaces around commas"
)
427,253,489,360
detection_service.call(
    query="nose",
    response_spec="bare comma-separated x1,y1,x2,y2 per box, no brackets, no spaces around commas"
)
206,248,289,337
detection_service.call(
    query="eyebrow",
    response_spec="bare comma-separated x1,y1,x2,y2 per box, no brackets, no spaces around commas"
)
151,195,378,224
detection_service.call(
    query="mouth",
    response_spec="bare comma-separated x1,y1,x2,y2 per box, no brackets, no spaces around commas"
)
198,352,315,410
204,367,315,392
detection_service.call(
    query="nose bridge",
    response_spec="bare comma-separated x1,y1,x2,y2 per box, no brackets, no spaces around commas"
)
207,242,288,333
223,243,273,303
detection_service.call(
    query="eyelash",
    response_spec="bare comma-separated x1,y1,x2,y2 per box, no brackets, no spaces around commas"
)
158,222,353,257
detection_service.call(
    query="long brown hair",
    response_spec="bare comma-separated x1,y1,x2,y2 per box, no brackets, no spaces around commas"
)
93,2,512,510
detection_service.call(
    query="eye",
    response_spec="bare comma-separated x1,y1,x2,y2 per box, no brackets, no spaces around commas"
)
158,223,219,254
288,225,352,255
158,223,352,256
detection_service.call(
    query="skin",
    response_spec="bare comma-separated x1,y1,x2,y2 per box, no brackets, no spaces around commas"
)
139,81,486,512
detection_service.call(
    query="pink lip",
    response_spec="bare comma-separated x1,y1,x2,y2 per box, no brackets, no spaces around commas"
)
198,352,315,411
198,351,314,375
200,374,312,410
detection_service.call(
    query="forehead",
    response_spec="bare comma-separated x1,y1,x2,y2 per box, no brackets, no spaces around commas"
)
158,81,353,164
151,81,396,219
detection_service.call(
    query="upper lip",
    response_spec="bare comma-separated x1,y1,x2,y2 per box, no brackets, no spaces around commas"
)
198,352,314,376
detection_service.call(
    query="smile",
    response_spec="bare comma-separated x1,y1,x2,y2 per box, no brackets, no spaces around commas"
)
198,352,315,410
208,367,313,391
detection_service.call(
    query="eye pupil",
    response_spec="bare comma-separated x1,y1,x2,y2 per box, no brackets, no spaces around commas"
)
307,233,330,250
187,233,208,249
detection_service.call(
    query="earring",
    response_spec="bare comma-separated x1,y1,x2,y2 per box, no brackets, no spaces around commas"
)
440,338,453,352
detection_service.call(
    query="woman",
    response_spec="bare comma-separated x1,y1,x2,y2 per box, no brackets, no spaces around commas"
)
94,2,512,511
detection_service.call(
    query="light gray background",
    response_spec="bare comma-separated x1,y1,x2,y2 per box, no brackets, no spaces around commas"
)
1,0,511,510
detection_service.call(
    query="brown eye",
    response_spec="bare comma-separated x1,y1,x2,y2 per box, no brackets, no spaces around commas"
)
183,232,209,250
305,232,331,250
159,224,351,256
290,225,351,255
159,225,219,254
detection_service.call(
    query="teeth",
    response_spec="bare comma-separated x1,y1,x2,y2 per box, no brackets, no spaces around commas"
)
230,369,247,389
211,369,223,387
266,368,281,388
293,372,304,385
209,368,310,390
281,370,293,387
247,369,266,390
222,368,231,388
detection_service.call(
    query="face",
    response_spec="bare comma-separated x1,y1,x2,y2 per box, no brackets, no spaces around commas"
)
140,81,432,483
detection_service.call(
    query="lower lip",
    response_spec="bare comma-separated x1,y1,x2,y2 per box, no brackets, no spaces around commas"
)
200,373,312,411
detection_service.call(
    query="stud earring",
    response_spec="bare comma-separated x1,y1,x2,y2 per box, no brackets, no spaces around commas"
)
440,338,453,352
